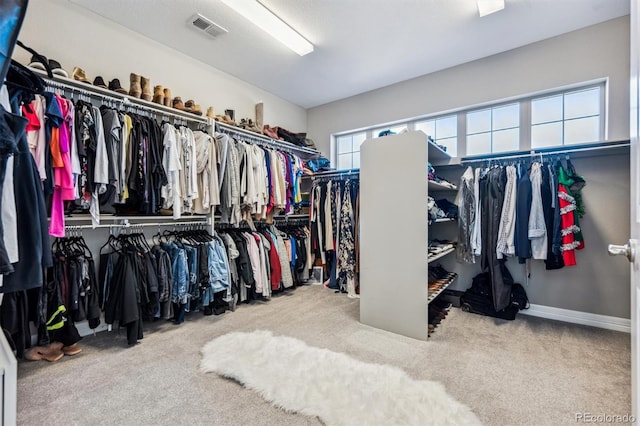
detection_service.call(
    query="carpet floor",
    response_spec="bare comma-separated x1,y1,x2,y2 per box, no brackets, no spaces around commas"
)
17,285,630,425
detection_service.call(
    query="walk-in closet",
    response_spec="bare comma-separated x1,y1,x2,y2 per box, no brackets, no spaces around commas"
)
0,0,636,425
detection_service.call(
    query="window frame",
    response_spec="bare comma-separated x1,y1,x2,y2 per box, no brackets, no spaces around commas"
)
331,80,607,168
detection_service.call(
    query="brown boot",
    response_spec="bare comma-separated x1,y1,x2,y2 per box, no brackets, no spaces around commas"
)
129,73,141,98
38,342,64,362
153,85,164,104
206,106,215,119
173,97,186,111
141,76,151,101
163,88,172,107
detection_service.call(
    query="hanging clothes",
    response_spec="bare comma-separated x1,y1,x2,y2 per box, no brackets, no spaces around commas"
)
456,166,475,264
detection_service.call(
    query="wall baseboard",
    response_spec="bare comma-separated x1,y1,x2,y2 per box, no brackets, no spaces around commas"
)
521,304,631,333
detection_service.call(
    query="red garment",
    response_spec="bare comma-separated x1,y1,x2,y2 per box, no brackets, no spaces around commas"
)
558,185,577,267
262,232,282,290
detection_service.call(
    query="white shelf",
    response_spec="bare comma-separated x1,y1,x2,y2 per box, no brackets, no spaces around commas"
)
428,274,458,303
428,139,452,162
428,179,457,191
428,246,455,263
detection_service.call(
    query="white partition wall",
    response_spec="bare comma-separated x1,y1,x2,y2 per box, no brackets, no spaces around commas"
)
359,131,429,340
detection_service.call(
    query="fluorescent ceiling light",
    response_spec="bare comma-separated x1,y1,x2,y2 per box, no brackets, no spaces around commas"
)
477,0,505,17
220,0,314,56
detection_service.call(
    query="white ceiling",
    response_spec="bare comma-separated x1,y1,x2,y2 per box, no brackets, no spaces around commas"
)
70,0,629,108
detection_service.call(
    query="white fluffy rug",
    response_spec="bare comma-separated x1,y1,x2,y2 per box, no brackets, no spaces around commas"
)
200,330,481,426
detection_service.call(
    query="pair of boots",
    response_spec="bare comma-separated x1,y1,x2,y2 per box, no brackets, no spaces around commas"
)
129,73,152,101
152,85,173,107
24,342,82,362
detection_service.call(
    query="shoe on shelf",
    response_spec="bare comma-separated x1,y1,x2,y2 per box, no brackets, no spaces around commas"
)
72,66,90,83
49,60,68,78
140,76,151,101
184,99,199,114
163,87,172,107
173,97,186,111
27,54,48,71
190,104,203,116
206,106,215,119
129,73,141,98
153,85,164,104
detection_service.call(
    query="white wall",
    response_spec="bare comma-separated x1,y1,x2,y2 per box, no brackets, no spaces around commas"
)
307,16,632,319
14,0,307,132
307,16,630,157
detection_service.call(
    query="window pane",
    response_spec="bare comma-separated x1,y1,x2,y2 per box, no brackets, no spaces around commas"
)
415,120,435,138
492,129,519,153
436,137,457,157
337,136,352,154
353,133,366,151
492,103,519,130
532,95,562,124
565,87,600,119
436,116,457,138
565,116,599,144
466,133,491,156
467,109,491,134
352,152,361,169
531,122,563,148
337,154,352,170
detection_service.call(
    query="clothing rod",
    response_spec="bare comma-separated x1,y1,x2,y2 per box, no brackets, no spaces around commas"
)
215,122,320,156
459,140,630,164
36,71,210,125
64,220,209,230
311,169,360,179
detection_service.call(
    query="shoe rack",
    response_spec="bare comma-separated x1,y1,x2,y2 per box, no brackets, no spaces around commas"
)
359,130,455,341
427,179,458,335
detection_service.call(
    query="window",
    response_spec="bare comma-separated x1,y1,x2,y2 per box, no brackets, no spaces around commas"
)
332,81,606,167
415,114,457,157
335,132,366,169
531,86,602,148
466,103,519,156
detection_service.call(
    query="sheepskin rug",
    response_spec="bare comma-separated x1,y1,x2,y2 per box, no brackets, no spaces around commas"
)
200,330,481,426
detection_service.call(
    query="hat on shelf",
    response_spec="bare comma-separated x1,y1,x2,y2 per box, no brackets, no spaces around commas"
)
72,67,90,83
108,78,128,94
93,76,107,89
48,60,68,78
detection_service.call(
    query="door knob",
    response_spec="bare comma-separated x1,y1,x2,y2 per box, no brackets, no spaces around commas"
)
608,240,636,262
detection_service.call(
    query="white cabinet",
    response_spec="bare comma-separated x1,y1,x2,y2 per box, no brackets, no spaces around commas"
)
359,130,453,340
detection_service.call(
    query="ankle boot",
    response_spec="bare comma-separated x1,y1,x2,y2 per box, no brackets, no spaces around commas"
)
206,106,215,119
163,88,172,107
140,76,151,101
129,73,141,98
153,85,164,104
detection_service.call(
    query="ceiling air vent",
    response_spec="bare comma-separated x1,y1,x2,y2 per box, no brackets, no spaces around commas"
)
189,13,228,38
